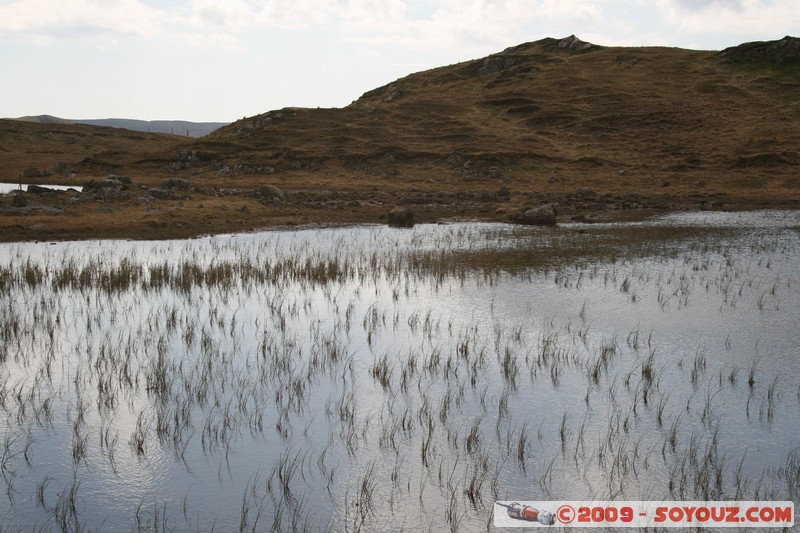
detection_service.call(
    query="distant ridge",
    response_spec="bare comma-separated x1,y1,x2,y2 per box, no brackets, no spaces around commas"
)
76,119,228,138
6,115,228,138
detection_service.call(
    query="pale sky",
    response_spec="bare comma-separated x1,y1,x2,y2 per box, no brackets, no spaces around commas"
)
1,0,797,122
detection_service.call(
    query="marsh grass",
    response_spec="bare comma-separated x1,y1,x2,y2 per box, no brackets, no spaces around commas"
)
0,216,798,531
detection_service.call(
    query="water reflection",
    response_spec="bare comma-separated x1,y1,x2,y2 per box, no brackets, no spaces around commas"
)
0,212,798,531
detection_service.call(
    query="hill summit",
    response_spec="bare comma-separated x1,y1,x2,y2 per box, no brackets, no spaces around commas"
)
183,34,799,215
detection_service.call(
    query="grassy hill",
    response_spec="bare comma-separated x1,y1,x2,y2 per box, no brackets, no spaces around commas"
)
0,119,181,184
13,114,74,125
1,35,799,241
188,35,800,207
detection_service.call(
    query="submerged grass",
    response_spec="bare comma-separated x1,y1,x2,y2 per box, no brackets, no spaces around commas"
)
0,216,798,531
0,224,749,296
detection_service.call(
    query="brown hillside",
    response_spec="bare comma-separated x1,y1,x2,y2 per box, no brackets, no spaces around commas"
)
0,120,179,185
1,35,799,241
187,35,800,213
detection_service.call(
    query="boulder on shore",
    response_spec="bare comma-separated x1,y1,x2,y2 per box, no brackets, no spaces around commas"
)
26,185,58,194
387,207,415,228
81,178,131,200
83,178,123,193
256,184,285,203
513,204,558,226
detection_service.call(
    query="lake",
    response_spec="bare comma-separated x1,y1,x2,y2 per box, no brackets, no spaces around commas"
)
0,183,83,194
0,211,798,531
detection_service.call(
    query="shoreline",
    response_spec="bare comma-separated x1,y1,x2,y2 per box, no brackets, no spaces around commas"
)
1,193,797,244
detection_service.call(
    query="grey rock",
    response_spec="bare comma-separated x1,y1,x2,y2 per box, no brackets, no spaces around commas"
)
477,56,517,77
257,184,285,202
557,35,594,51
161,178,192,190
514,204,558,226
26,185,58,194
107,175,132,186
148,188,175,200
83,179,123,192
477,62,501,77
81,179,130,201
98,188,132,201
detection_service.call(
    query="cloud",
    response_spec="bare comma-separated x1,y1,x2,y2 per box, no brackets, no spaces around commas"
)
253,0,335,28
181,0,337,30
181,0,585,51
180,0,521,51
0,0,634,52
672,0,744,11
0,0,165,43
179,30,242,49
2,0,795,52
341,0,409,32
187,0,258,29
344,0,609,53
657,0,799,36
339,0,544,51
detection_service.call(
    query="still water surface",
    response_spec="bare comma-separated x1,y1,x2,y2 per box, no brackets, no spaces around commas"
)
0,211,798,531
0,183,82,194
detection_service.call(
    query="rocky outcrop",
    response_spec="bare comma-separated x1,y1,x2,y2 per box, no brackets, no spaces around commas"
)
477,56,517,77
148,188,175,200
720,36,800,61
81,176,131,200
148,178,194,200
83,179,122,193
548,35,594,52
161,178,193,190
107,174,132,186
513,204,558,226
256,184,285,202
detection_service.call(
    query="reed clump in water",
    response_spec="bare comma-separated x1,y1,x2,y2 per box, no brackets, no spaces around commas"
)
0,219,797,531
